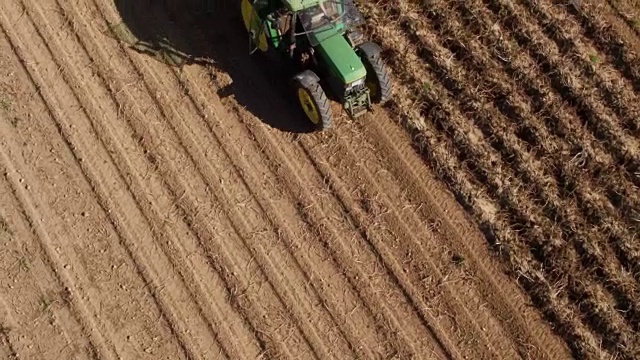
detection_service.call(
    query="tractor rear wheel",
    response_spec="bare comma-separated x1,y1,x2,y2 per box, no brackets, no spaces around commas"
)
292,70,332,131
357,41,392,104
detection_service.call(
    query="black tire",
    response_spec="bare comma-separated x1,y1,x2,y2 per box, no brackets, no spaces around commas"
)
291,70,333,131
357,41,392,104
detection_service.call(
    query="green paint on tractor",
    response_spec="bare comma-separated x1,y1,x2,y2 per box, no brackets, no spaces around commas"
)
282,0,324,11
315,33,367,84
241,0,392,130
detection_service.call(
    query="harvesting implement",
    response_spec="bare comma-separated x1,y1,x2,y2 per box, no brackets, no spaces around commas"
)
241,0,392,130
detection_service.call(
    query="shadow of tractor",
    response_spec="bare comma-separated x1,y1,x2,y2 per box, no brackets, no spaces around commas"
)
109,0,320,133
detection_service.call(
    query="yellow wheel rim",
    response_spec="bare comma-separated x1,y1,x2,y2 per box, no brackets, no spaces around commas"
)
241,0,268,52
241,0,253,31
298,88,320,124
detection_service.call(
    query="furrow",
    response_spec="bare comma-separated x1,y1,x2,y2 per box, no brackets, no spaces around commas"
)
0,9,124,360
20,1,232,356
36,1,271,358
124,57,350,359
82,0,352,357
165,88,376,358
152,1,466,356
168,1,482,356
172,68,390,358
0,146,97,360
0,24,192,360
0,140,116,360
321,119,522,360
0,3,218,359
215,95,451,358
54,0,310,357
297,138,465,360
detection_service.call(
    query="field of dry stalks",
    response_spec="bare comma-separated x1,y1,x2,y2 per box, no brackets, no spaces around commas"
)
361,0,640,359
0,0,637,359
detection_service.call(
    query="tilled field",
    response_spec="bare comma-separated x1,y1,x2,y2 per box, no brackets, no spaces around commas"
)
0,0,634,360
361,0,640,359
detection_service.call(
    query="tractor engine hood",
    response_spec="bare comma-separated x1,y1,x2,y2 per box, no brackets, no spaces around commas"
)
315,33,367,84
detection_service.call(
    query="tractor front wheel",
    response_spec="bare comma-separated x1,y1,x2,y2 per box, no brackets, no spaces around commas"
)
292,70,333,131
357,41,392,104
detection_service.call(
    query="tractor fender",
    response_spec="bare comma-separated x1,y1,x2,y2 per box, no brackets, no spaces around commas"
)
357,41,383,60
292,70,321,88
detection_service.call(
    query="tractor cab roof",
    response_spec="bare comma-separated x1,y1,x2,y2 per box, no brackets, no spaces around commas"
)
282,0,323,12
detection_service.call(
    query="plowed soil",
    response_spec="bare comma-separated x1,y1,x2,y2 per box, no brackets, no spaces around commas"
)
0,0,635,360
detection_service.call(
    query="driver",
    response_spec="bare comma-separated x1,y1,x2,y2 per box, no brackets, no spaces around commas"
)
274,7,292,36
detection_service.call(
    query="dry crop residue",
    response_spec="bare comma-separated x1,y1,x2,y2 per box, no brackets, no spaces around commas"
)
360,0,640,359
0,0,610,359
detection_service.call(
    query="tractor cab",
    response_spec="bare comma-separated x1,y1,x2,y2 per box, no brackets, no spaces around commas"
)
241,0,392,130
245,1,363,52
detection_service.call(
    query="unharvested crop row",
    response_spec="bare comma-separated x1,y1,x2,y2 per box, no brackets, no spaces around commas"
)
464,0,640,278
613,0,640,38
424,0,640,277
362,0,639,358
519,0,640,136
426,0,640,331
470,2,638,273
557,0,640,92
483,0,640,289
605,0,640,38
439,0,640,313
399,2,638,356
513,0,640,237
489,1,640,184
454,0,640,336
361,2,614,359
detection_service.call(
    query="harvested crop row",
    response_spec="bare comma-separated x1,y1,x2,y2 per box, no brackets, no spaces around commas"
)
360,2,618,359
93,0,491,357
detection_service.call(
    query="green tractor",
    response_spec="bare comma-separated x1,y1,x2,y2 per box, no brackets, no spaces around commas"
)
240,0,392,130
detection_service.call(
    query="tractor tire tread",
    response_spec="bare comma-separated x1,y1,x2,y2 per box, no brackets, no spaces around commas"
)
358,42,392,104
293,71,333,130
307,82,332,130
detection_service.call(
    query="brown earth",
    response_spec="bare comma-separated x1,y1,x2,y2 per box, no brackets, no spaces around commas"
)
0,0,634,359
360,0,640,359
